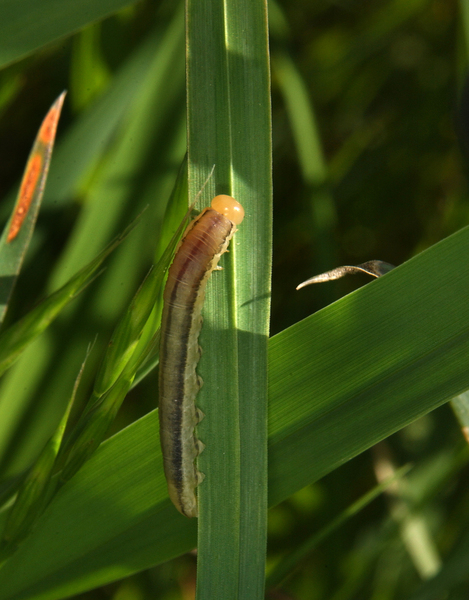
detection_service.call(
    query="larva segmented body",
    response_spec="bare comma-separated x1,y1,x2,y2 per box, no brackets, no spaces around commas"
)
158,195,244,518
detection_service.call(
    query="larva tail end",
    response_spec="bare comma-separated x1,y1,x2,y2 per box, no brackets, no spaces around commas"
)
168,483,198,518
211,195,244,225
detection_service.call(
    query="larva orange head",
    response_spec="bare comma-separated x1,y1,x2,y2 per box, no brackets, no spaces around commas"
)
211,195,245,225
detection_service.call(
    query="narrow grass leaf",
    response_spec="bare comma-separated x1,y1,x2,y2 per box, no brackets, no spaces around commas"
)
0,218,139,378
44,28,168,211
69,22,111,112
0,92,65,323
92,267,158,398
153,154,188,262
0,27,169,225
59,376,133,485
94,158,190,397
272,51,326,184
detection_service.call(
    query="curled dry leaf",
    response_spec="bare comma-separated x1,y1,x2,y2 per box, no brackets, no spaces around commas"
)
296,260,395,290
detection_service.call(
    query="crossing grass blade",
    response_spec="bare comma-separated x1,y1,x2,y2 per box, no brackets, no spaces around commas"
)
0,219,466,598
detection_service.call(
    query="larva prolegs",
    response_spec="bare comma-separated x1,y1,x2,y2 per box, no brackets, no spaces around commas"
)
195,407,205,423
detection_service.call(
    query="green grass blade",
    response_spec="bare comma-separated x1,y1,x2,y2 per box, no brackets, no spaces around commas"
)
0,92,65,323
186,0,271,598
268,223,469,505
272,51,326,184
69,22,111,112
92,266,159,398
58,376,133,486
0,414,186,600
94,158,190,397
58,196,191,482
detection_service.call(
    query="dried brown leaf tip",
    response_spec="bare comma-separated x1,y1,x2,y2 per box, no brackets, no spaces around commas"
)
296,260,395,290
7,91,66,243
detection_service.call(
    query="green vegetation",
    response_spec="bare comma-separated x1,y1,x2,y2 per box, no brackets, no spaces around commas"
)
0,1,467,599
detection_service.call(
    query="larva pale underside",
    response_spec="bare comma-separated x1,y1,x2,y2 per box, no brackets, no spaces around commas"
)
158,194,244,518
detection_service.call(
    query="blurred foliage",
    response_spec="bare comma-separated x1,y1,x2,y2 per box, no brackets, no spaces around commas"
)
0,0,468,599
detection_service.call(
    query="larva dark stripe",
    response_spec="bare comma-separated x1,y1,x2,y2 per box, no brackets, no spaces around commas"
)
158,196,244,518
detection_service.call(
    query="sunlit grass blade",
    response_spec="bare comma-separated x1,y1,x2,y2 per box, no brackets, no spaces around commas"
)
0,218,140,378
69,22,111,112
40,28,168,213
154,153,188,262
297,259,469,452
268,224,469,507
91,267,159,398
0,92,65,324
187,0,271,598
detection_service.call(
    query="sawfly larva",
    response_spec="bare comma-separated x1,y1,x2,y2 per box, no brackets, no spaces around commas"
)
158,194,244,517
